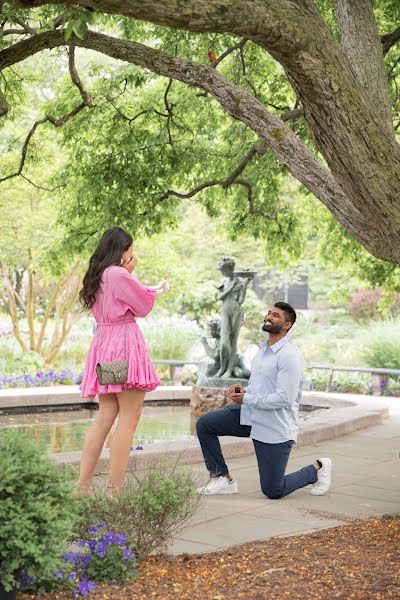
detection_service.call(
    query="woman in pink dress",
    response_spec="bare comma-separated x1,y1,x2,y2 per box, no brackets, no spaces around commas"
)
77,227,168,495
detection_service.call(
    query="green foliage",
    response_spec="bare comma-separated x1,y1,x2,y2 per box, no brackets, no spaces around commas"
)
0,430,77,591
62,6,97,41
1,2,400,310
74,460,200,559
361,320,400,378
139,312,200,360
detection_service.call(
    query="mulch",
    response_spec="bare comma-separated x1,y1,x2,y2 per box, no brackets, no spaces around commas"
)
19,515,400,600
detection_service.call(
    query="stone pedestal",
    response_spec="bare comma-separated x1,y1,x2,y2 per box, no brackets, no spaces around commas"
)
190,378,248,415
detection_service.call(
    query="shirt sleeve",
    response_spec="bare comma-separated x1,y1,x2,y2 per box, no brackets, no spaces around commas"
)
243,352,303,410
112,267,157,318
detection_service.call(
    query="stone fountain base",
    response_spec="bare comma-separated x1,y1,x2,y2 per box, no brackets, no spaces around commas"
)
190,379,248,415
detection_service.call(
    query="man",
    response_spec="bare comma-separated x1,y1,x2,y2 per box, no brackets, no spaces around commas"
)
196,302,331,498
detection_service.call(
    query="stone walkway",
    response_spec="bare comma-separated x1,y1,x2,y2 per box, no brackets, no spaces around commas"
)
170,395,400,554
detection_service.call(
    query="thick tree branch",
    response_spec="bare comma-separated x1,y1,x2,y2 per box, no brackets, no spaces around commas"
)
280,108,303,122
2,3,400,261
0,88,8,117
0,29,376,251
382,26,400,56
3,28,27,35
333,0,394,137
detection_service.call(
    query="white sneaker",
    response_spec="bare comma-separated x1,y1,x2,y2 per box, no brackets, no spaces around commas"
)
197,476,238,495
310,457,332,496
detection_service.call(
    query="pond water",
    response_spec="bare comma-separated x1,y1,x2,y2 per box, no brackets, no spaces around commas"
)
0,406,198,454
0,404,326,454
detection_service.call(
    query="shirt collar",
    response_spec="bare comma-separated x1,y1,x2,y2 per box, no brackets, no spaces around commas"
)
262,335,289,354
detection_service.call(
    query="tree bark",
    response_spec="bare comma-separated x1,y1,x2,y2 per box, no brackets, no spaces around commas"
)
333,0,393,137
5,0,400,263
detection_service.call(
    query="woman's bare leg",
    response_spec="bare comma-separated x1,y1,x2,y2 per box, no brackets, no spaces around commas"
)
105,415,119,448
107,388,145,491
77,394,119,494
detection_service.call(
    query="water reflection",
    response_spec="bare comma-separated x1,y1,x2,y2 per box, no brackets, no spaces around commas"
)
0,405,318,454
0,406,199,454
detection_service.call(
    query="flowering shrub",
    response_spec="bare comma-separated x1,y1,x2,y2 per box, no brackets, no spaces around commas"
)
18,524,137,597
0,369,83,389
65,524,136,594
348,289,400,322
74,460,200,559
307,375,371,394
0,430,77,592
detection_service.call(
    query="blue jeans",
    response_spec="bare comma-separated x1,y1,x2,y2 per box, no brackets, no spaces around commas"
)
196,405,318,499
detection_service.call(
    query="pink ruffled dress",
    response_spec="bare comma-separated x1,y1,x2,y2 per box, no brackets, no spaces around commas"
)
80,266,161,398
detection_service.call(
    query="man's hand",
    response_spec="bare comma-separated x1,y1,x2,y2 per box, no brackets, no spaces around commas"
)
226,384,245,404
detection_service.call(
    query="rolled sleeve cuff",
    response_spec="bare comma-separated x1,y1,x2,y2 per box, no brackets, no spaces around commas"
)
243,391,254,405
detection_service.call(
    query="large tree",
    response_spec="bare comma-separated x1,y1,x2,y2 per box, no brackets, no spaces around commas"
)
1,0,400,263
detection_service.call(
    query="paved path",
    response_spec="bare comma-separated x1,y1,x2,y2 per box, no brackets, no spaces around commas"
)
170,395,400,554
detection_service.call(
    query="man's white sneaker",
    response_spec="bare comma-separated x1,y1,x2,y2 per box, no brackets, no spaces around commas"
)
197,476,238,495
310,457,332,496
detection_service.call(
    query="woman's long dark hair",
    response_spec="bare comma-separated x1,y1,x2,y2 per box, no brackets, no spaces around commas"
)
79,227,133,310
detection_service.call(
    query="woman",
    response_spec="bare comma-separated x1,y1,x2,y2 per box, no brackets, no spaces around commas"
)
77,227,168,495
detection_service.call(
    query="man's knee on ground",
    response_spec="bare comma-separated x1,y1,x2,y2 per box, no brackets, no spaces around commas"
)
261,485,284,500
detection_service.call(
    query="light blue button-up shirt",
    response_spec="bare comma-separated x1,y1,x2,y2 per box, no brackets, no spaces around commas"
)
241,336,304,444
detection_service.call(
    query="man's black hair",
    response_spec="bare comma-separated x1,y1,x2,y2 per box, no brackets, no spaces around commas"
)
274,302,297,325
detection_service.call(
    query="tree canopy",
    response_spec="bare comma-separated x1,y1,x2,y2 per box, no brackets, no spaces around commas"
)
0,0,399,271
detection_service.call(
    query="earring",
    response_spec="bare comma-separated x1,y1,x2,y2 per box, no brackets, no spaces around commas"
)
120,258,123,265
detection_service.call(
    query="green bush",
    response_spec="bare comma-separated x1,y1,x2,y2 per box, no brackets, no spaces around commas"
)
140,312,200,360
361,320,400,380
74,459,200,559
0,430,78,592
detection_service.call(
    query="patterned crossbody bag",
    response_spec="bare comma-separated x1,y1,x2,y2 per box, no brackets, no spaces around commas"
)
95,269,129,385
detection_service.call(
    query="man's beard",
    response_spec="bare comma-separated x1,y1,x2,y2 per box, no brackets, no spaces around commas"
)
262,321,282,334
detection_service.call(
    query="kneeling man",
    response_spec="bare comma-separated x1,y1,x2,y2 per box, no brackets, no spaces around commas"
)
196,302,331,498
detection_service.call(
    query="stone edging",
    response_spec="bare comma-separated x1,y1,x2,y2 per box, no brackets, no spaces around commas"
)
51,393,388,474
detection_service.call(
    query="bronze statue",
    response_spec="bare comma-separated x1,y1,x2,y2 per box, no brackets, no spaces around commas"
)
200,316,250,379
198,257,254,383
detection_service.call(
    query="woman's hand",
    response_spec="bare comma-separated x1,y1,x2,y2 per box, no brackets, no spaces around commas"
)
154,278,170,295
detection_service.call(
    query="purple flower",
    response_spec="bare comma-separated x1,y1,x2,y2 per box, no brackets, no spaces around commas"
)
81,555,92,567
77,539,86,547
135,445,143,450
115,533,127,546
88,540,96,551
106,532,117,543
64,551,77,563
122,547,133,560
54,569,64,580
19,569,35,585
69,571,77,582
78,581,90,595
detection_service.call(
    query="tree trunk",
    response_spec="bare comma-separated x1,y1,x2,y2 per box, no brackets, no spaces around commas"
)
333,0,393,137
26,269,36,350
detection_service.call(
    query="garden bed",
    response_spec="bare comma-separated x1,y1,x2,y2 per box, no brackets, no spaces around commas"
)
19,515,399,599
